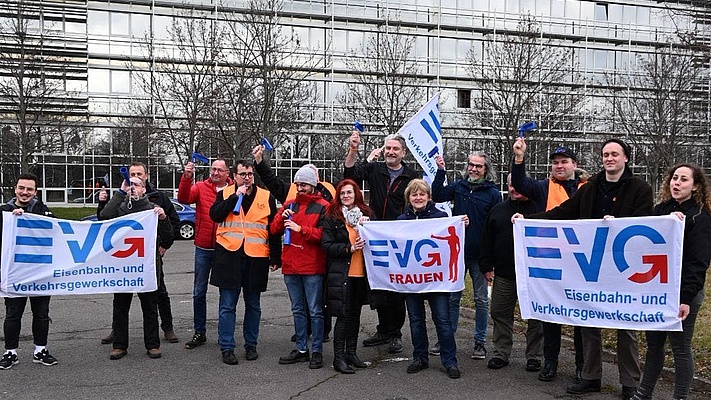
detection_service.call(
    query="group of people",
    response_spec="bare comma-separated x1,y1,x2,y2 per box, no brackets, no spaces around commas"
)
1,133,709,399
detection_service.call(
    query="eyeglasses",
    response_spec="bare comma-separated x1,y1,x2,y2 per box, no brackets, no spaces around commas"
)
236,172,254,178
211,167,228,173
130,181,144,187
467,162,485,169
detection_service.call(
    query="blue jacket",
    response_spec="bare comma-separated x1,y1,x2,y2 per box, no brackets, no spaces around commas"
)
432,169,501,260
510,161,584,213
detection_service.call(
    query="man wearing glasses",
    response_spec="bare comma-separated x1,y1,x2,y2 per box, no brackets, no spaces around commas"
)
432,152,502,361
209,159,281,364
178,158,233,349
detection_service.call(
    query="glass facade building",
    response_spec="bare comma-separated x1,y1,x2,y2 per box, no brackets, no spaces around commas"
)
0,0,709,203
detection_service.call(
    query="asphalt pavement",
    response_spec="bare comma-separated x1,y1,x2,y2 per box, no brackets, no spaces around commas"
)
0,241,680,400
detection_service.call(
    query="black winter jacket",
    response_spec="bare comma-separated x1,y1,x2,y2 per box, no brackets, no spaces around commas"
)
654,199,711,305
529,168,653,220
100,192,173,279
97,181,179,249
479,198,538,280
322,216,369,318
344,161,420,221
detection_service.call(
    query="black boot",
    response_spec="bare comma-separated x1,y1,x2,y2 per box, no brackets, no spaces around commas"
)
333,338,354,374
345,337,367,369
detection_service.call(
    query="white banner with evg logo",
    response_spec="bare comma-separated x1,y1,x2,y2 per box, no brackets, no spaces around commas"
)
360,217,465,293
514,216,684,331
1,210,158,297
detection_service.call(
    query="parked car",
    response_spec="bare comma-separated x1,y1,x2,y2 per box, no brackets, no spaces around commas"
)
72,190,103,203
80,199,196,240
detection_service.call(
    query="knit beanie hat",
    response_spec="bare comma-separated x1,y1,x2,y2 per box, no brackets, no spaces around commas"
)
294,165,318,187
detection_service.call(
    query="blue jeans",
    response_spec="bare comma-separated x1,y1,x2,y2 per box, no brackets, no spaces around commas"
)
217,287,261,351
193,247,214,333
449,290,462,333
468,259,488,345
406,293,458,368
284,274,324,353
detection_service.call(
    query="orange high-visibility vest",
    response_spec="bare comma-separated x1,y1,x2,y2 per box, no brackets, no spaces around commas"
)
215,185,270,257
286,181,336,202
546,179,586,211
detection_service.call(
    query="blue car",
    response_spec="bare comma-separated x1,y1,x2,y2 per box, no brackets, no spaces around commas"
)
80,199,196,240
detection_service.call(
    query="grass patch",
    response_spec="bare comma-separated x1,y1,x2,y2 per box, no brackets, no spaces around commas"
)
49,207,97,220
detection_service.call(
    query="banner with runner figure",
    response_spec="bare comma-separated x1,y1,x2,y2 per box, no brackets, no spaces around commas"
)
360,217,465,293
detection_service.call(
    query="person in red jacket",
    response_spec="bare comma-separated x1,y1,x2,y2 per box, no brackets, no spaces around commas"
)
177,158,233,350
271,165,329,370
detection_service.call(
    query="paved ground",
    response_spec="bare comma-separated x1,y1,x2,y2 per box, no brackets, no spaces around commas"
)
0,241,683,400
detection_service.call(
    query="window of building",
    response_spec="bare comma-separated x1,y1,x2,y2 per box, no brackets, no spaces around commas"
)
595,3,608,21
87,10,109,35
457,89,471,109
88,68,110,93
111,12,129,36
111,70,130,93
132,14,150,38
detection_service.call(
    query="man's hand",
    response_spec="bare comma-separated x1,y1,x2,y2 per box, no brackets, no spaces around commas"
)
154,206,167,220
183,162,195,180
349,131,360,152
11,208,23,216
158,246,167,257
269,264,281,272
367,147,382,162
513,138,527,163
235,184,248,197
435,154,445,170
484,271,494,283
98,186,108,202
252,145,264,164
511,213,525,223
284,220,301,232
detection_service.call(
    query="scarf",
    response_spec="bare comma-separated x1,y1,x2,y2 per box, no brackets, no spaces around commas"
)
342,205,363,227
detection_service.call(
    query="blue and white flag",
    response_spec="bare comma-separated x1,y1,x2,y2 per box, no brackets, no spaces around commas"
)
1,211,158,297
399,93,451,215
360,217,465,293
514,216,684,331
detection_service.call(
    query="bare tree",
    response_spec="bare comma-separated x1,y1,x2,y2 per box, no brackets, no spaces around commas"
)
338,24,426,154
606,44,707,190
0,0,86,177
465,14,588,164
129,6,226,164
214,0,320,161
